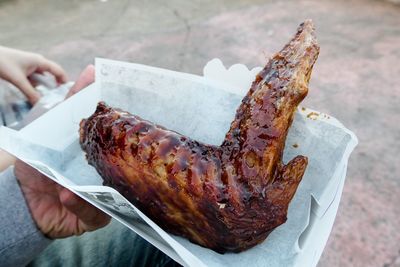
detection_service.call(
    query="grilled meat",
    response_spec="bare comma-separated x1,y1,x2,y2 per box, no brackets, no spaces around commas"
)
80,20,319,253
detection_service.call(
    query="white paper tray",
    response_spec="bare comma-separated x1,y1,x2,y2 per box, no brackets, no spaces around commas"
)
0,58,357,267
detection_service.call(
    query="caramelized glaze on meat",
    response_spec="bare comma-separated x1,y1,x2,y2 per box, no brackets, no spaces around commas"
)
80,20,320,253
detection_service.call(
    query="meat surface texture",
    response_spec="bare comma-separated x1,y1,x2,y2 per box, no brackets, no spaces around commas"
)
80,20,320,253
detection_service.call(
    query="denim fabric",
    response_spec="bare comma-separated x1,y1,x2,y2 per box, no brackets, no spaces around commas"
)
28,220,181,267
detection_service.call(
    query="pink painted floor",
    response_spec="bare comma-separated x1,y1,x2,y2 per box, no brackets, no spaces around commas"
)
0,0,399,266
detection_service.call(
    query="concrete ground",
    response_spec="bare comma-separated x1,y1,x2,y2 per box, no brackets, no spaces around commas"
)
1,0,399,266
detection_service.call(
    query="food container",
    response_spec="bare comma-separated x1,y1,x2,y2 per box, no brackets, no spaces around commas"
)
0,58,357,267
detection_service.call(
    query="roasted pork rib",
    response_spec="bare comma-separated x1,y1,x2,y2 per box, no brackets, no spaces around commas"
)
80,20,319,253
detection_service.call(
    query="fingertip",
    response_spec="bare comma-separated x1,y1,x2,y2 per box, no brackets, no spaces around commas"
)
87,64,95,73
89,211,112,231
28,91,41,105
59,188,78,206
80,64,95,82
99,214,112,228
54,67,68,85
57,72,68,84
84,64,95,72
39,58,68,85
65,64,95,99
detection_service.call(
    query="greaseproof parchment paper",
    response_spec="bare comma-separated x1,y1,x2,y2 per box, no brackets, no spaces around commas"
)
0,58,357,267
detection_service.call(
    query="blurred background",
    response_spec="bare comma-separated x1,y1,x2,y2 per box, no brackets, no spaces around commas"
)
0,0,399,266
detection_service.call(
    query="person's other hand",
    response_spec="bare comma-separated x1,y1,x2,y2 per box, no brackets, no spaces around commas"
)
0,46,67,104
14,160,110,238
0,65,94,173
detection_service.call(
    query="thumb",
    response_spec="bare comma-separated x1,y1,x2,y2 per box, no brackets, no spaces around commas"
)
65,65,95,99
